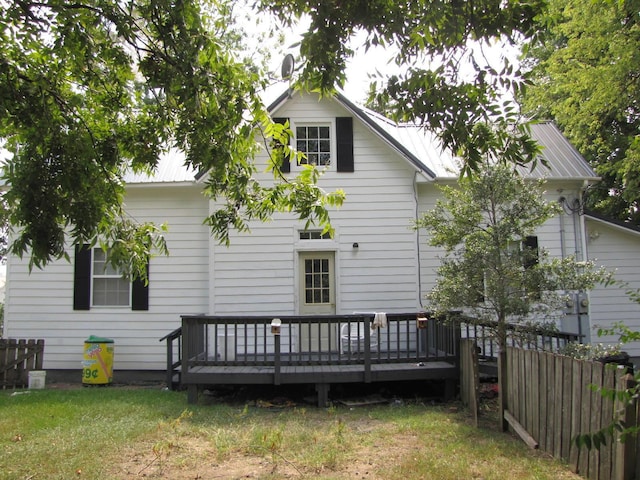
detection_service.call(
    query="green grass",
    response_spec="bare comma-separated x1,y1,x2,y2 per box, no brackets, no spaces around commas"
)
0,387,580,479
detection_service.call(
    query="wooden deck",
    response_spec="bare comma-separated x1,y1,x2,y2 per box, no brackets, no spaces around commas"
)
161,313,583,406
175,313,461,406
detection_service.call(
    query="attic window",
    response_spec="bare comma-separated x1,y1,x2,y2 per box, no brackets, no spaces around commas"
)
296,125,331,166
299,230,331,240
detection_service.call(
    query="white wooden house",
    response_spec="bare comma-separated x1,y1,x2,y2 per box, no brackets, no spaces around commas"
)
4,90,640,373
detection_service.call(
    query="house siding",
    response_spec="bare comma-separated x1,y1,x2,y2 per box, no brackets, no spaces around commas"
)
4,185,209,370
211,93,422,316
586,219,640,357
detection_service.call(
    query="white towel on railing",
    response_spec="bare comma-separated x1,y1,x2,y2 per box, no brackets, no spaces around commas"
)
372,312,387,329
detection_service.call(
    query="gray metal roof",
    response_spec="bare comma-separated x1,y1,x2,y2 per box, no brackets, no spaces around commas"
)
526,122,598,181
125,92,597,185
123,151,198,184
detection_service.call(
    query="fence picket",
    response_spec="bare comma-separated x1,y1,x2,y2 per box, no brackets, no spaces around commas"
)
539,352,548,452
530,349,540,445
589,361,604,478
560,355,573,461
569,357,583,473
524,350,532,435
546,353,556,454
578,360,593,476
598,365,615,480
554,354,564,460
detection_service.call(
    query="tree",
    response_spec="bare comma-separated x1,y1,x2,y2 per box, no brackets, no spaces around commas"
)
0,0,343,279
260,0,546,176
416,144,610,428
519,0,640,225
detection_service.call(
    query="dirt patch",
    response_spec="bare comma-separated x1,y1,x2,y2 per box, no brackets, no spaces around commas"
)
109,427,415,480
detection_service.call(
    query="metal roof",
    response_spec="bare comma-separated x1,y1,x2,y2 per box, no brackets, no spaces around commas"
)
123,150,198,184
126,91,597,185
526,122,598,181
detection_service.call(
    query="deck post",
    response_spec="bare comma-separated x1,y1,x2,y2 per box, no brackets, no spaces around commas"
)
316,383,330,408
364,318,372,383
273,327,281,386
187,384,198,404
165,335,174,389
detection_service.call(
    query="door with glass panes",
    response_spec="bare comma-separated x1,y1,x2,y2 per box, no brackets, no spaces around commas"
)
298,251,336,351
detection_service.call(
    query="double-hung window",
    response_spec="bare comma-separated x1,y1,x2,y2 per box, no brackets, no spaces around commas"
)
92,249,130,307
73,244,149,311
296,125,332,167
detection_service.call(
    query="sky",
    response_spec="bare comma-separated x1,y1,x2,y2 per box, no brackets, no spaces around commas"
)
254,9,520,108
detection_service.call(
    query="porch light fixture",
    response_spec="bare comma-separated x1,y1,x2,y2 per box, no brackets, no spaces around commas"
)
271,318,282,335
416,314,428,329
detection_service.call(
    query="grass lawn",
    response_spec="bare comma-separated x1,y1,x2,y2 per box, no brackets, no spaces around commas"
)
0,385,581,480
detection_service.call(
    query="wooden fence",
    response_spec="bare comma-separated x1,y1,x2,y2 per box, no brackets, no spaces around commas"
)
462,342,639,480
0,339,45,389
505,347,638,480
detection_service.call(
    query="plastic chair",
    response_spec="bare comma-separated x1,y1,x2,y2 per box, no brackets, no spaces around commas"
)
340,322,378,354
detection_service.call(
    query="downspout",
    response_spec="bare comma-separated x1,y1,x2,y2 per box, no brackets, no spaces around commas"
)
559,208,566,260
572,198,584,261
414,170,425,310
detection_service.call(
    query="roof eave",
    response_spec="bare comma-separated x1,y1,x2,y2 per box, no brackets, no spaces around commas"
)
333,92,437,179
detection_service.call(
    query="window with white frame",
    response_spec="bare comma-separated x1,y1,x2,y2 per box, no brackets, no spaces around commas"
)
296,125,331,166
299,230,331,240
92,248,130,306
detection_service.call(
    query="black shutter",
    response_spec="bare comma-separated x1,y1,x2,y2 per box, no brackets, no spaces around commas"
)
336,117,354,172
131,261,150,311
73,244,91,310
273,117,290,173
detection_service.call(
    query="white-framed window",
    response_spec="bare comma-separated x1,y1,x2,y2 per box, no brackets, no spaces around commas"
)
299,230,331,240
92,248,130,307
294,122,334,168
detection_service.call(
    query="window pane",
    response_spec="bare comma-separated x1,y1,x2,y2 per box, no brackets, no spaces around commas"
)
296,127,306,139
93,278,129,306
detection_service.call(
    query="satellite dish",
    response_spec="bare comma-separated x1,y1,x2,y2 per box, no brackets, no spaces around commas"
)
281,54,295,80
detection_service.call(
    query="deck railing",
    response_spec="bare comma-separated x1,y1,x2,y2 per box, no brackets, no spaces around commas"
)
460,317,582,362
159,327,182,389
161,313,582,390
180,313,460,370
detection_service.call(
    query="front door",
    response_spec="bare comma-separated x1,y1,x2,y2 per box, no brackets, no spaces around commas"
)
298,251,336,351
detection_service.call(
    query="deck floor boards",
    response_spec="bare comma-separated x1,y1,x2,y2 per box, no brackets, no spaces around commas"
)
184,360,457,386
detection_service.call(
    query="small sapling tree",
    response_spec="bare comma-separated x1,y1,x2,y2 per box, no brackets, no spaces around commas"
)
417,139,610,429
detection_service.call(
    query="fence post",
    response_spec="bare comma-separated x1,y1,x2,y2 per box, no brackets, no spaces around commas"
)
499,349,509,432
